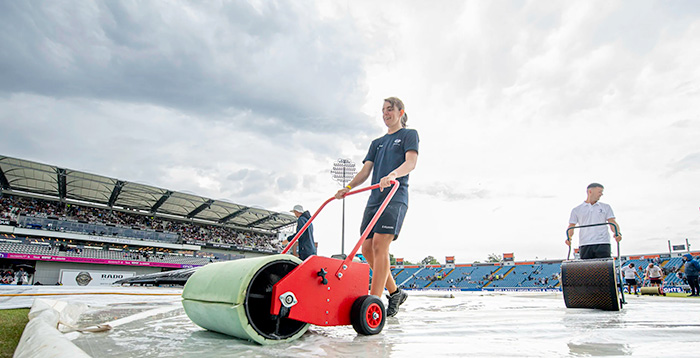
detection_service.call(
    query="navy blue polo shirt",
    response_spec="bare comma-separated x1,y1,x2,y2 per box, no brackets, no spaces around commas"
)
363,128,419,207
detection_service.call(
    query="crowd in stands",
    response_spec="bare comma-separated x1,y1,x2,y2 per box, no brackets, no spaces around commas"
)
430,272,488,287
1,235,234,268
1,267,31,285
1,269,17,284
0,194,285,252
46,237,226,262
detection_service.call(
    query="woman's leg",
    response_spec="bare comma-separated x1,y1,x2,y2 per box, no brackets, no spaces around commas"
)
369,233,397,297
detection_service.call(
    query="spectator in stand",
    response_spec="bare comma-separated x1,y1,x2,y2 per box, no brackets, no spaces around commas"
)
644,262,665,295
677,271,687,284
682,254,700,297
286,205,316,261
15,267,28,285
2,270,14,284
565,183,622,259
621,263,641,295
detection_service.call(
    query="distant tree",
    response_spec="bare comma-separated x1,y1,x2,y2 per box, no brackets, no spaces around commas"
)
421,255,439,265
487,253,502,263
390,254,396,265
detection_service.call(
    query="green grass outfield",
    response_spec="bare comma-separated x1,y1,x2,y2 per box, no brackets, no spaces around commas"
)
623,289,697,298
0,309,29,358
661,292,699,298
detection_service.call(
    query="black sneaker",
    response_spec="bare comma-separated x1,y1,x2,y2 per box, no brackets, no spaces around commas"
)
386,288,408,317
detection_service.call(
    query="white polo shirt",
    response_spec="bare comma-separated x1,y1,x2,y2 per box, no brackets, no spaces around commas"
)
569,201,615,246
621,266,637,279
646,265,662,279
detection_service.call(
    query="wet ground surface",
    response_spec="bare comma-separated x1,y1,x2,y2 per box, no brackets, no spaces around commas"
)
52,289,700,357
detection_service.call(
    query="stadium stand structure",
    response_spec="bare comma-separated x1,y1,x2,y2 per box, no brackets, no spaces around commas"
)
391,251,699,292
0,155,298,286
2,155,698,291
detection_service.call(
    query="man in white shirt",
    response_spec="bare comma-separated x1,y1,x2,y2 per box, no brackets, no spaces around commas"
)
644,262,665,295
621,263,641,295
565,183,622,259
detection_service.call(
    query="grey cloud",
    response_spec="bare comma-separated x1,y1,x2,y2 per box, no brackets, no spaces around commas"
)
276,174,298,192
0,95,351,211
413,183,490,202
670,119,695,128
404,2,700,125
221,168,282,205
670,152,700,173
412,181,558,202
301,174,321,191
227,169,250,182
0,1,373,135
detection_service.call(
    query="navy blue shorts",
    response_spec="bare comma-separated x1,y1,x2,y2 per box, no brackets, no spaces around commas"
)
579,244,611,260
360,202,407,241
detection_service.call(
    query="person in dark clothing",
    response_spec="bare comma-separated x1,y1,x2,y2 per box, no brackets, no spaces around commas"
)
15,267,27,285
335,97,419,317
286,205,316,261
683,253,700,296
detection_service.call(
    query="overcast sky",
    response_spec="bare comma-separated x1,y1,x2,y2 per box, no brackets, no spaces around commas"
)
1,1,699,264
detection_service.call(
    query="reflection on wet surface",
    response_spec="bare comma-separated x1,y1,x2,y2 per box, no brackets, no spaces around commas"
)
68,291,700,357
568,342,632,356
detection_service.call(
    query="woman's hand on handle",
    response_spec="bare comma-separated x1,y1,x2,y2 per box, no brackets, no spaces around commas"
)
379,172,398,191
334,188,350,200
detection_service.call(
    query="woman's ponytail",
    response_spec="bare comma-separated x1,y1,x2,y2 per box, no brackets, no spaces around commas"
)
384,97,407,127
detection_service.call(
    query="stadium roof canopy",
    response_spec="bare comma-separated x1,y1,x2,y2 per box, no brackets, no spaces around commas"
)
0,155,296,231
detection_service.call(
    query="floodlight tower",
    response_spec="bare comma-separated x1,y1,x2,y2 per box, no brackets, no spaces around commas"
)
331,158,357,255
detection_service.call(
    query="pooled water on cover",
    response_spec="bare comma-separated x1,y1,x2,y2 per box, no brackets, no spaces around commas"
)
64,290,700,357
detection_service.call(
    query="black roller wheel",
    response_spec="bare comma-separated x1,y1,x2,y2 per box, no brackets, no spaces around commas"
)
351,295,385,335
244,259,307,340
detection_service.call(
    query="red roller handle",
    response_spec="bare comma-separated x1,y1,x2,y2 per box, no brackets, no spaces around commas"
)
281,180,400,279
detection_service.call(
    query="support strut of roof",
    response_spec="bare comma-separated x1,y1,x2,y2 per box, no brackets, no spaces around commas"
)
245,213,279,228
218,207,250,224
187,199,214,219
108,180,126,207
269,220,297,231
0,166,10,189
151,191,172,213
57,168,67,199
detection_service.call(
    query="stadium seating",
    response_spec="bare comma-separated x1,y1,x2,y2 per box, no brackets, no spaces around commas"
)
489,265,530,288
397,262,565,290
6,190,697,289
0,239,215,266
1,195,281,253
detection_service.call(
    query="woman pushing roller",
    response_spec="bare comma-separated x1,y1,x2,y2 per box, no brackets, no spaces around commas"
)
335,97,419,317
